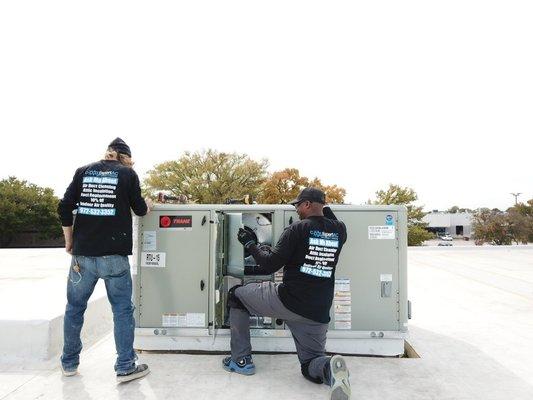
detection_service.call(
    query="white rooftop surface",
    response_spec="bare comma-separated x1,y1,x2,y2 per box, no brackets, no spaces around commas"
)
0,249,108,320
0,249,112,364
1,246,533,399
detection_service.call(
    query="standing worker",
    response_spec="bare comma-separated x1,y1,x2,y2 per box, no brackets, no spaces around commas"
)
58,138,151,383
223,187,351,400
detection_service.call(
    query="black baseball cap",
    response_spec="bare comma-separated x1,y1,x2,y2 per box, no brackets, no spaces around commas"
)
290,187,326,205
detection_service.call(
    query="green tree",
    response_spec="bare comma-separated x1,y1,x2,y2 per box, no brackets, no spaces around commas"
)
372,184,433,246
507,199,533,244
472,209,512,245
0,177,62,247
473,201,532,245
144,150,269,204
307,178,346,204
259,168,308,204
258,168,346,204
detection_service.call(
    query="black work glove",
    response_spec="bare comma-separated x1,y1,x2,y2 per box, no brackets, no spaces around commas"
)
323,206,338,220
237,228,257,248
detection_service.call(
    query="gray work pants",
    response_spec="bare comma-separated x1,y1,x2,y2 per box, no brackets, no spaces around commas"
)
231,281,330,383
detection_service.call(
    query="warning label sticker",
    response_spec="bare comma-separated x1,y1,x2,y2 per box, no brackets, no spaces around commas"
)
334,321,352,330
368,226,395,240
142,231,157,251
162,313,205,327
334,278,352,330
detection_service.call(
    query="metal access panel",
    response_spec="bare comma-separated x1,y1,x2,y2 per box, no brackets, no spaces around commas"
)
284,208,407,333
136,210,211,328
331,210,400,331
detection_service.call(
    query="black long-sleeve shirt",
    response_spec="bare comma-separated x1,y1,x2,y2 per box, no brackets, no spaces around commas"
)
246,215,347,323
58,160,147,256
246,245,286,275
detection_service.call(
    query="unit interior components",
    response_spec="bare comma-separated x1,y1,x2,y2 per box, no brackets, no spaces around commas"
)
226,212,273,278
243,213,273,270
249,315,274,328
242,213,272,245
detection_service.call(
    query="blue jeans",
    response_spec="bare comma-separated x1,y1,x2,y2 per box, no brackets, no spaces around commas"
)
61,255,137,374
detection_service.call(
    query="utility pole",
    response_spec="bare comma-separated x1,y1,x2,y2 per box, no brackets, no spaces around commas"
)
510,192,522,205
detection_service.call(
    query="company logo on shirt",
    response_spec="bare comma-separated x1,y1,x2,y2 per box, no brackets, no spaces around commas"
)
309,230,339,248
310,230,339,239
86,170,118,177
78,170,118,217
300,230,339,278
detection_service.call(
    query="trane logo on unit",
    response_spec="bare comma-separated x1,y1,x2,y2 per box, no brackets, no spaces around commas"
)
159,215,193,230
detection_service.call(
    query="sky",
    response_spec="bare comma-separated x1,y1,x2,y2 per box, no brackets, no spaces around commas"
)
0,1,531,211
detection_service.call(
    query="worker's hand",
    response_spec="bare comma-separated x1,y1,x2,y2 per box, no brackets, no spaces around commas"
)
65,238,73,254
237,228,257,248
63,226,73,254
323,206,338,220
145,197,153,213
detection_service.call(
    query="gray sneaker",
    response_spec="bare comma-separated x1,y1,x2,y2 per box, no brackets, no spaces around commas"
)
61,365,78,377
327,355,351,400
116,364,150,383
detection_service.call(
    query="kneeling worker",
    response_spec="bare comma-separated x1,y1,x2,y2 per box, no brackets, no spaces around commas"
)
223,187,351,400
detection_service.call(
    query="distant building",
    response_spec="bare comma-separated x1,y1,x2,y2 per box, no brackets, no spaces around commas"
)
423,211,473,237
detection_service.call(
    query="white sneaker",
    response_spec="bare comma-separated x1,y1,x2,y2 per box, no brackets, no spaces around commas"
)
328,355,351,400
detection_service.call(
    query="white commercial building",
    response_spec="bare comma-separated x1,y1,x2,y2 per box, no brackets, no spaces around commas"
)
422,212,473,238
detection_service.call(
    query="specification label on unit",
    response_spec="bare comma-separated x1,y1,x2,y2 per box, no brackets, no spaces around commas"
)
141,252,166,268
162,313,205,327
368,226,396,240
142,231,157,251
334,278,352,330
162,313,180,327
185,313,205,327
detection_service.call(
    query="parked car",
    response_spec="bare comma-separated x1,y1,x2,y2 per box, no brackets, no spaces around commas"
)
439,234,453,241
438,241,453,246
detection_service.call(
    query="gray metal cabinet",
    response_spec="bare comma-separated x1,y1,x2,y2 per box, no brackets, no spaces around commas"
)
137,210,210,328
285,209,401,331
133,204,408,356
332,211,400,331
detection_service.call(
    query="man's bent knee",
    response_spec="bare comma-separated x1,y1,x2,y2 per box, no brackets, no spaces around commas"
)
227,285,247,310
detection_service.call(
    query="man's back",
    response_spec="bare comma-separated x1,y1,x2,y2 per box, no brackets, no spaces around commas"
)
58,159,147,256
275,216,347,323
